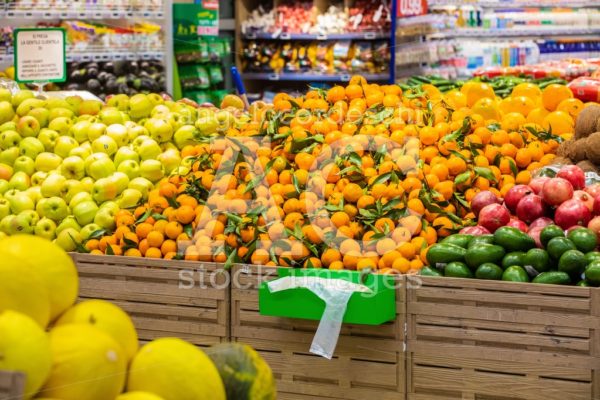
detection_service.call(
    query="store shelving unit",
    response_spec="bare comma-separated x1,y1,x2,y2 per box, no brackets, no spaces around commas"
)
0,1,173,93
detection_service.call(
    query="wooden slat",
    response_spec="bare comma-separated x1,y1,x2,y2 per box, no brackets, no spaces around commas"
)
231,264,406,399
406,277,600,400
0,370,24,400
71,253,230,346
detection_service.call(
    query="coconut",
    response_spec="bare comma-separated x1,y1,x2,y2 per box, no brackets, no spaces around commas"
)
570,138,588,163
575,105,600,139
552,156,573,165
585,132,600,164
556,140,572,158
577,160,599,174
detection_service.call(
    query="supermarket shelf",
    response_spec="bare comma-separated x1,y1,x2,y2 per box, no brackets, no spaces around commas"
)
243,72,390,82
242,31,388,41
429,0,600,7
429,27,600,38
0,6,164,19
0,50,164,64
220,18,235,31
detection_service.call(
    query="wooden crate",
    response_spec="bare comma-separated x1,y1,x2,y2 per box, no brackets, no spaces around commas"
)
0,370,24,400
406,276,600,400
231,264,406,400
71,253,230,347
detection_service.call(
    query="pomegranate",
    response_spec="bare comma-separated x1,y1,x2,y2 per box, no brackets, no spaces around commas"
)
478,203,510,233
585,183,600,198
554,199,592,229
529,177,550,195
470,190,502,217
507,218,528,232
594,193,600,215
516,194,546,224
557,165,586,190
528,226,544,248
504,185,533,213
588,216,600,240
573,190,594,212
541,177,573,206
528,217,553,232
459,225,491,236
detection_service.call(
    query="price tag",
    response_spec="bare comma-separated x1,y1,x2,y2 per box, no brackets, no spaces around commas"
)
14,28,66,84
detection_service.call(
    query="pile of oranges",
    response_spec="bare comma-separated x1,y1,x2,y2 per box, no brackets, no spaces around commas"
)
85,76,588,274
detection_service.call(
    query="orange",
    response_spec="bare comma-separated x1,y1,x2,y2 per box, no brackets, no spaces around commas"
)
164,221,183,240
446,156,467,176
398,242,417,259
161,240,177,255
375,238,398,256
331,211,350,228
392,257,411,273
321,248,342,267
147,231,164,248
542,84,573,111
135,222,153,239
512,82,542,101
357,258,377,271
543,111,574,135
251,249,271,265
340,239,361,255
124,248,142,257
556,98,584,118
464,82,495,107
342,183,363,203
145,247,163,259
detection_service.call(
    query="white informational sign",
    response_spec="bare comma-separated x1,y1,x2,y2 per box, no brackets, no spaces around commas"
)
14,28,66,83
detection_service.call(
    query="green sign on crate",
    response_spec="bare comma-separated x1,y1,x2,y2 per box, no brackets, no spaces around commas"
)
258,268,397,325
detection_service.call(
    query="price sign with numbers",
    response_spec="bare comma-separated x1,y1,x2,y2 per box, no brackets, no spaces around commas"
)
14,28,66,83
173,1,219,39
397,0,428,17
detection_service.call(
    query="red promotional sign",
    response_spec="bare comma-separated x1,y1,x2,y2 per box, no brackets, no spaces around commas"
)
397,0,427,17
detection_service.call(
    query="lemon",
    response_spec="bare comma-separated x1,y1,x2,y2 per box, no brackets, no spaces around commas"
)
0,235,78,321
117,392,165,400
0,310,52,399
39,324,126,400
55,299,139,361
128,338,226,400
0,252,50,327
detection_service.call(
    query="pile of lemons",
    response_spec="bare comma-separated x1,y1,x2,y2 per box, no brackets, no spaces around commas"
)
0,235,225,400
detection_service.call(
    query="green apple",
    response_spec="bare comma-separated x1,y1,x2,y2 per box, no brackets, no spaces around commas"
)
16,116,41,138
10,211,36,234
49,107,75,122
0,163,12,180
91,135,118,156
92,177,119,203
87,156,116,180
151,104,170,117
85,122,106,142
94,206,117,230
0,179,10,194
55,227,82,252
69,120,91,143
78,100,103,116
53,136,78,159
99,107,124,125
30,171,48,186
174,125,198,149
72,200,99,226
128,94,153,120
0,121,17,132
80,177,94,193
69,192,93,209
158,149,182,175
0,101,15,125
20,209,40,225
63,180,86,204
69,145,92,160
11,90,34,107
126,123,147,142
35,152,62,172
128,177,153,198
99,201,119,214
110,172,129,194
147,93,163,106
106,124,129,146
55,216,81,236
65,96,83,113
0,147,20,166
19,137,44,159
117,160,140,180
167,112,188,132
117,188,143,209
0,130,20,150
25,186,42,204
40,173,67,198
45,98,70,110
140,159,164,183
0,198,10,219
80,223,103,240
106,94,129,111
161,142,178,152
48,116,73,136
27,107,50,128
16,98,45,117
0,215,14,234
35,217,57,240
136,138,161,161
38,128,59,151
39,196,69,222
195,108,219,134
9,170,31,190
145,117,173,143
8,192,34,213
3,188,18,202
113,146,139,167
60,156,85,180
0,89,11,103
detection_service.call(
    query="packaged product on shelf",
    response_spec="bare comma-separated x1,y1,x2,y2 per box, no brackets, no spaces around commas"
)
175,39,209,63
348,0,391,32
311,5,348,34
350,41,372,72
208,65,224,86
178,64,210,90
568,77,600,102
332,41,352,73
372,40,390,73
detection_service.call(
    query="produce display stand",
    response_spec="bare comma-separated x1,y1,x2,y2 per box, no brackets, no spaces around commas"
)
406,277,600,400
70,253,230,347
0,370,23,400
230,264,407,400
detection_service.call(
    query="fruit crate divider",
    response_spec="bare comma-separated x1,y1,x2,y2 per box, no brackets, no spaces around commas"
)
0,370,24,400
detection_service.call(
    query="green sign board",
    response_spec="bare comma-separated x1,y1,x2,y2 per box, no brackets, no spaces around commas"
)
173,2,219,39
14,28,66,84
